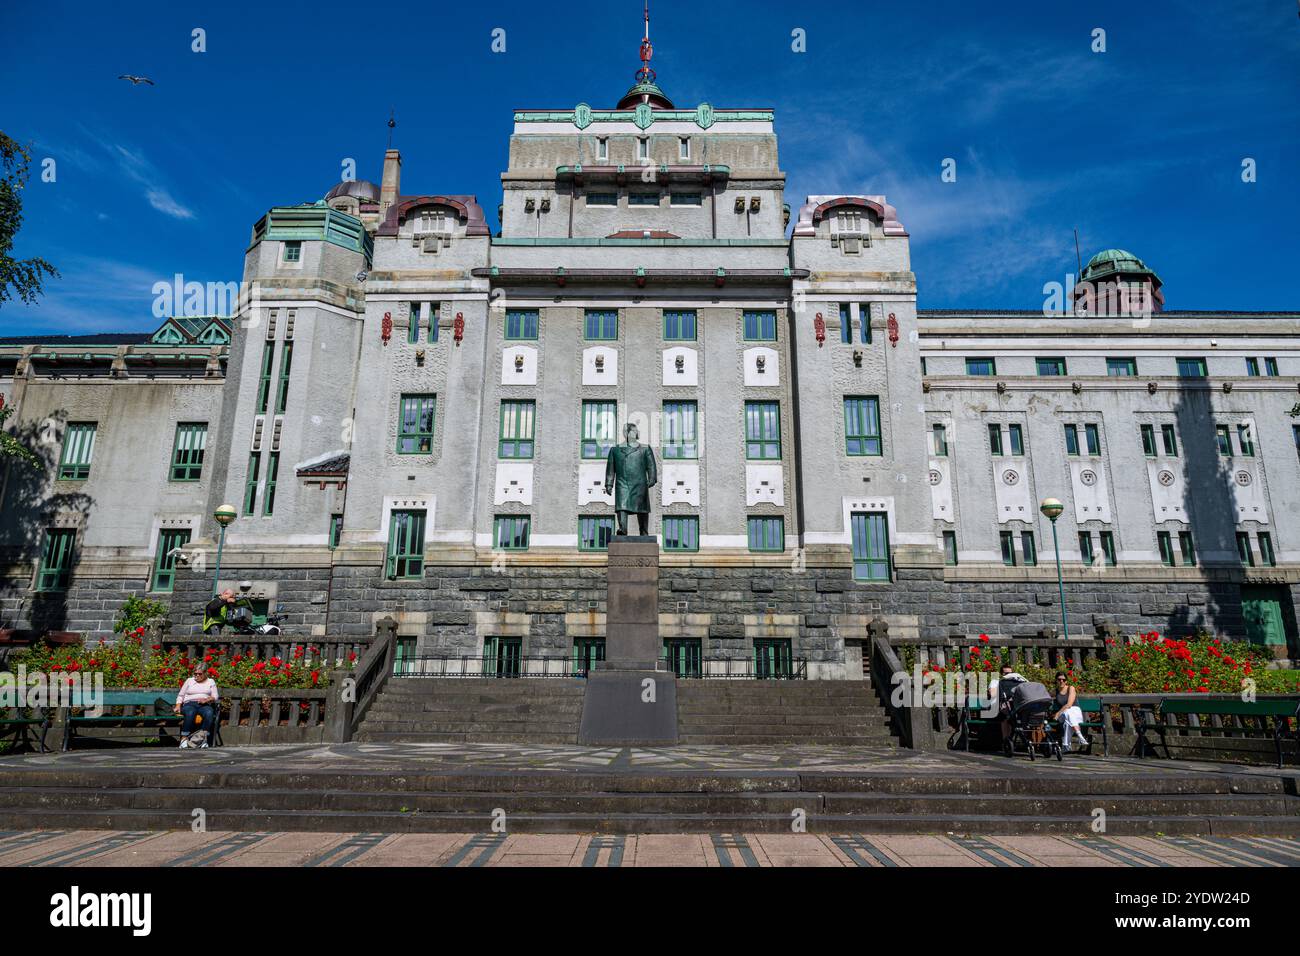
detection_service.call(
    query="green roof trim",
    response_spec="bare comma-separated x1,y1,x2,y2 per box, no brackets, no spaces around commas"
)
513,108,774,126
249,202,374,265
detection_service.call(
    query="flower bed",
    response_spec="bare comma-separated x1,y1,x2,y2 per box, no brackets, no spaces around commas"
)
903,632,1300,696
11,629,347,690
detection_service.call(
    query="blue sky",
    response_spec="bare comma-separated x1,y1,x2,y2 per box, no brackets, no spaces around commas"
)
1,0,1297,335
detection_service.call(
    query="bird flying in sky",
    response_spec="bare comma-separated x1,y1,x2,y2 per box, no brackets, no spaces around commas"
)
117,74,154,85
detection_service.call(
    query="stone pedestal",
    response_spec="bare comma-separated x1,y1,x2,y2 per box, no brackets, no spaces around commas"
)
577,536,679,745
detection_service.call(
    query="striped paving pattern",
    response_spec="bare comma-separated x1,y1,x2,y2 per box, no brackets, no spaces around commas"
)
0,830,1297,867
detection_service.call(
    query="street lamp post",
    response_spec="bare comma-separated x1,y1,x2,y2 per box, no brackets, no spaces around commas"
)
1039,497,1068,638
211,504,238,597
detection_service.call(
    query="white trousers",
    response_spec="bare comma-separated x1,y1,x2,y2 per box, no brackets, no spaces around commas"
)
1058,705,1086,748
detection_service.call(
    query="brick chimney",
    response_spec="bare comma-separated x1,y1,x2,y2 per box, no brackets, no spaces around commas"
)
380,149,402,220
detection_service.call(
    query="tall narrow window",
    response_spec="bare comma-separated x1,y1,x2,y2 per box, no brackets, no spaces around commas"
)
839,303,852,344
579,516,614,552
584,309,618,340
597,137,608,161
1000,530,1017,567
386,509,426,578
743,310,777,341
747,516,785,553
1078,532,1095,566
662,516,699,552
1008,423,1024,456
328,513,344,550
275,341,293,414
1063,424,1079,456
1236,532,1255,566
637,137,649,161
505,309,539,340
262,452,279,516
498,401,536,459
428,303,439,342
1141,424,1156,457
1178,530,1197,566
851,512,890,581
1161,424,1178,457
1258,532,1276,567
943,530,958,566
1084,423,1101,456
170,423,207,481
1265,357,1279,376
745,401,781,459
679,136,690,159
858,304,872,344
1099,530,1117,566
932,423,948,457
1215,425,1233,456
36,528,76,592
58,423,96,480
396,394,437,454
408,303,421,344
243,452,260,515
1237,424,1255,457
494,515,531,550
1245,357,1260,377
663,310,696,341
662,401,698,459
1021,531,1037,566
988,424,1004,456
844,396,882,456
581,400,618,459
152,528,192,593
255,341,274,414
1157,531,1175,567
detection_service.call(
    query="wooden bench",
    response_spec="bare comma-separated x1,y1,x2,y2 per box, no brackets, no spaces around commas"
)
1136,696,1300,768
958,693,1109,755
0,707,51,753
63,691,223,752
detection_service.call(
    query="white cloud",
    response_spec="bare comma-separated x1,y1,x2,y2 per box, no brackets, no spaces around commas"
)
145,188,195,220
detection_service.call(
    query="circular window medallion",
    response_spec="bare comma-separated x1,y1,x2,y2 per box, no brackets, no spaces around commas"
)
928,469,942,486
1079,469,1097,486
1235,470,1252,487
1157,469,1176,486
1002,469,1019,486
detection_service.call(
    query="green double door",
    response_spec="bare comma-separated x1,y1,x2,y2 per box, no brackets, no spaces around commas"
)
663,638,702,678
573,638,605,676
1242,585,1291,650
483,637,522,677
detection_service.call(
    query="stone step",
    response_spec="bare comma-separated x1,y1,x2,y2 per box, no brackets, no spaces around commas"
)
357,720,584,735
362,703,586,718
352,732,580,744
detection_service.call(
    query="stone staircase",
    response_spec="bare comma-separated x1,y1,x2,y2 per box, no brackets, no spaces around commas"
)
355,678,587,744
676,680,894,746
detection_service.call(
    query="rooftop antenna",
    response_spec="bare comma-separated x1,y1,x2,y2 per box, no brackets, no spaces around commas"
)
638,0,655,103
386,109,396,149
1073,227,1083,276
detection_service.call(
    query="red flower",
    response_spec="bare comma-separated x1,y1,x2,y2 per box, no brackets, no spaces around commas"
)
978,634,989,644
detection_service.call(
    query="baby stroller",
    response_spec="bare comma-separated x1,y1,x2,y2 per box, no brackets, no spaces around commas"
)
1001,679,1063,761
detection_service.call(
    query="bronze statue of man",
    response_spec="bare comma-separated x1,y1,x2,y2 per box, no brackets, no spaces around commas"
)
604,422,657,536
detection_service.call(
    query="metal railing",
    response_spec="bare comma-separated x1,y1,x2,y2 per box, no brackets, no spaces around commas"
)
391,655,810,680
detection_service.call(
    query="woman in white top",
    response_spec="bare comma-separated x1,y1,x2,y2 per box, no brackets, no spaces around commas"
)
174,663,220,749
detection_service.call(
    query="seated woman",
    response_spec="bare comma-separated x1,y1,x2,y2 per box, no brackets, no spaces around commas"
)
174,663,220,749
1052,671,1090,751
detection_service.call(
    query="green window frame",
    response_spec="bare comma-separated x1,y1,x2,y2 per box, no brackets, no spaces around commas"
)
1265,357,1279,376
1176,356,1207,378
1178,530,1197,567
1237,424,1254,457
1021,531,1037,566
396,394,437,454
662,401,698,459
850,511,890,581
1258,532,1276,567
505,309,539,340
36,528,75,592
58,422,96,480
579,515,614,552
839,303,852,344
742,310,776,342
754,638,793,679
747,516,784,553
745,401,781,460
1157,531,1175,567
262,452,279,516
843,396,882,456
581,400,618,459
1161,424,1178,457
328,513,343,550
1099,530,1117,567
407,303,421,344
275,341,293,414
932,423,948,457
386,509,426,579
1215,425,1233,456
663,637,702,677
1236,531,1255,567
857,304,872,344
169,423,207,481
1245,357,1260,377
152,527,192,593
1079,532,1095,566
498,400,536,459
1008,423,1024,456
1000,530,1017,567
1107,357,1137,377
662,515,699,552
1084,423,1101,456
573,637,606,676
943,530,958,566
1063,424,1079,456
988,424,1004,456
1036,357,1066,376
493,514,531,551
663,310,697,341
243,452,260,515
965,357,996,376
255,340,274,414
585,192,617,206
282,240,301,262
669,192,701,206
584,309,618,340
1141,424,1156,457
